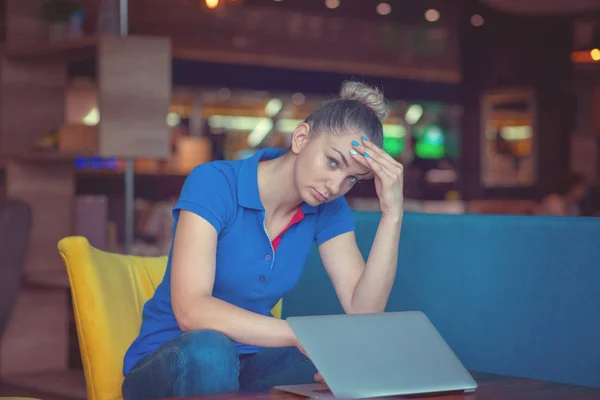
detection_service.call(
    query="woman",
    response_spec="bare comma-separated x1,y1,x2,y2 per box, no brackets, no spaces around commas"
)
122,81,404,399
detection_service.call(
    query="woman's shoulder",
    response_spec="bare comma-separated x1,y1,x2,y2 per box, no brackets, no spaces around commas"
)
184,159,242,191
178,160,243,209
188,158,241,177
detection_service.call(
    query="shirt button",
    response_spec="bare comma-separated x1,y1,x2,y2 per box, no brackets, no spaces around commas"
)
265,254,271,261
259,275,266,282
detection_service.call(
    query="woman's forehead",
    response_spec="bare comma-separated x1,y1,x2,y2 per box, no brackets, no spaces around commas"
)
320,131,364,145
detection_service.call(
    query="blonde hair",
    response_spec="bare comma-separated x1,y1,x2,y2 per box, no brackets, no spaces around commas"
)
303,81,390,147
339,81,391,122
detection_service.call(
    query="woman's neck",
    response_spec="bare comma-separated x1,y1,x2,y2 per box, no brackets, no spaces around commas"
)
257,152,302,215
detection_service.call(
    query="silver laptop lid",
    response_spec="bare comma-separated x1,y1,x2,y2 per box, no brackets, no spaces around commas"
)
286,311,477,399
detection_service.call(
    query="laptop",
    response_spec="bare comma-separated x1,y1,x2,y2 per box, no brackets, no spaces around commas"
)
274,311,477,399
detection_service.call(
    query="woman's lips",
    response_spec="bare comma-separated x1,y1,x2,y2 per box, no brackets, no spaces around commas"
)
313,188,327,202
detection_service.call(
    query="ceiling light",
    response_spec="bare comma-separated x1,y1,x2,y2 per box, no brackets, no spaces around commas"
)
471,14,484,27
405,104,423,125
265,99,283,117
205,0,219,9
591,48,600,61
425,9,440,22
167,112,181,127
247,119,274,147
217,88,231,100
325,0,340,9
292,93,306,105
376,3,391,15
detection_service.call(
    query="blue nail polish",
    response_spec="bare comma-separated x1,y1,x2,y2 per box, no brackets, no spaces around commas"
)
361,136,369,142
349,149,357,155
363,151,370,158
351,140,360,147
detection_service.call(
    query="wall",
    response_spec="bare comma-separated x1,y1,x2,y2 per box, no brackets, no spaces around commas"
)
458,0,575,200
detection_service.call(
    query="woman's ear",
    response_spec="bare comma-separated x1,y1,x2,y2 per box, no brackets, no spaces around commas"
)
290,123,310,155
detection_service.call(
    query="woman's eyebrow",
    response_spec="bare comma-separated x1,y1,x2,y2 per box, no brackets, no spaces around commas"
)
331,147,349,167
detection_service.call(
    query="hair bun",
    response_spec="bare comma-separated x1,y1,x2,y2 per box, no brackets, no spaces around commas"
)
339,81,391,122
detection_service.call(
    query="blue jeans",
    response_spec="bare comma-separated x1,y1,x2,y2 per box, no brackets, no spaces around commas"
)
122,330,317,400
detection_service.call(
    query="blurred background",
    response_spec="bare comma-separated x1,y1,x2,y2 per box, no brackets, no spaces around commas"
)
0,0,600,398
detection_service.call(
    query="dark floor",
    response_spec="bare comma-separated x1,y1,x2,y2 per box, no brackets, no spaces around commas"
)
0,383,68,400
0,369,87,400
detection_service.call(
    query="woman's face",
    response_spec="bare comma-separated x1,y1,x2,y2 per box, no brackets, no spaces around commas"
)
290,123,373,207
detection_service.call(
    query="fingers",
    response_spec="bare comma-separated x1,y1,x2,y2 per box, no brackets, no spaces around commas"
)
350,151,395,183
364,152,395,180
350,141,402,182
359,136,403,174
360,135,398,162
349,148,387,179
314,372,324,383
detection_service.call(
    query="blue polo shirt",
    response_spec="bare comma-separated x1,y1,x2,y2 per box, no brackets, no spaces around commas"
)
123,148,355,374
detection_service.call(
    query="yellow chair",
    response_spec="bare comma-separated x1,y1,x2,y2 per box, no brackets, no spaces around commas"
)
57,236,282,400
0,398,41,400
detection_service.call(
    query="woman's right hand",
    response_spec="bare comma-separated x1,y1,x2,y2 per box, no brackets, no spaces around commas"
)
314,372,324,383
294,337,325,384
296,339,309,358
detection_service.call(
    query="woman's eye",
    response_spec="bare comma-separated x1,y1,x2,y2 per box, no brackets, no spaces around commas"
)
328,157,338,168
348,176,360,184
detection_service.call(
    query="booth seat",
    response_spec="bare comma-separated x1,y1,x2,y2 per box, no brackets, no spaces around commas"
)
281,212,600,389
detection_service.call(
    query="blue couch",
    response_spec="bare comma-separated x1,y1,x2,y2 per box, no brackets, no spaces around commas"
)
281,212,600,388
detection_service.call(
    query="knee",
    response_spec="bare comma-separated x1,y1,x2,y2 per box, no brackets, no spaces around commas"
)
122,330,239,398
177,330,238,372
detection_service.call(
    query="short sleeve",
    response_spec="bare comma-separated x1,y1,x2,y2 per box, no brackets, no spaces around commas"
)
172,164,234,234
315,196,355,247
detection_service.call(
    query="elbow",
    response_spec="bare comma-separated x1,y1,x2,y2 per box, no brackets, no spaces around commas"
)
346,305,386,315
173,304,196,332
346,296,387,315
174,312,196,333
172,296,214,332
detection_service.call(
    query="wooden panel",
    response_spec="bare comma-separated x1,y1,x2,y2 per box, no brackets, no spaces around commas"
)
591,85,600,132
0,57,67,154
97,35,172,159
0,0,6,43
59,124,98,152
570,134,599,182
4,0,48,46
0,35,98,59
5,160,74,281
129,1,460,83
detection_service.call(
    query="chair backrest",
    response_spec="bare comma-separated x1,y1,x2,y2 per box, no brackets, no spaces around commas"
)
57,236,168,400
0,199,31,337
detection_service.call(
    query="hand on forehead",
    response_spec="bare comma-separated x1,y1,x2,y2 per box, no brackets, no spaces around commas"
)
322,132,373,177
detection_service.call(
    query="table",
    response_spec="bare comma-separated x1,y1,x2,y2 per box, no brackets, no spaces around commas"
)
160,372,600,399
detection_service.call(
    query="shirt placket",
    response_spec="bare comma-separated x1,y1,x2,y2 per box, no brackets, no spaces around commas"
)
259,211,275,285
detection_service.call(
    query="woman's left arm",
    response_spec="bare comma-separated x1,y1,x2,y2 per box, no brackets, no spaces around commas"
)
319,137,404,314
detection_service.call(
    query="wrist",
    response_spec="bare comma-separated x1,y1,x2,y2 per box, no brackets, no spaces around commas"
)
283,320,299,347
381,211,403,225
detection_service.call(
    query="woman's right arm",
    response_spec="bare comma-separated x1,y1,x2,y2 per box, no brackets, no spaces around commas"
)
170,210,298,349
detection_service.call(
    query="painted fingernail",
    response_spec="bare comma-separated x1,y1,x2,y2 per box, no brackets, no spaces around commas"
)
351,140,360,147
349,149,358,155
361,136,369,142
363,151,370,158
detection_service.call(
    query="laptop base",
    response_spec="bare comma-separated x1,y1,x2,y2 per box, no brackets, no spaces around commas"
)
274,384,474,399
